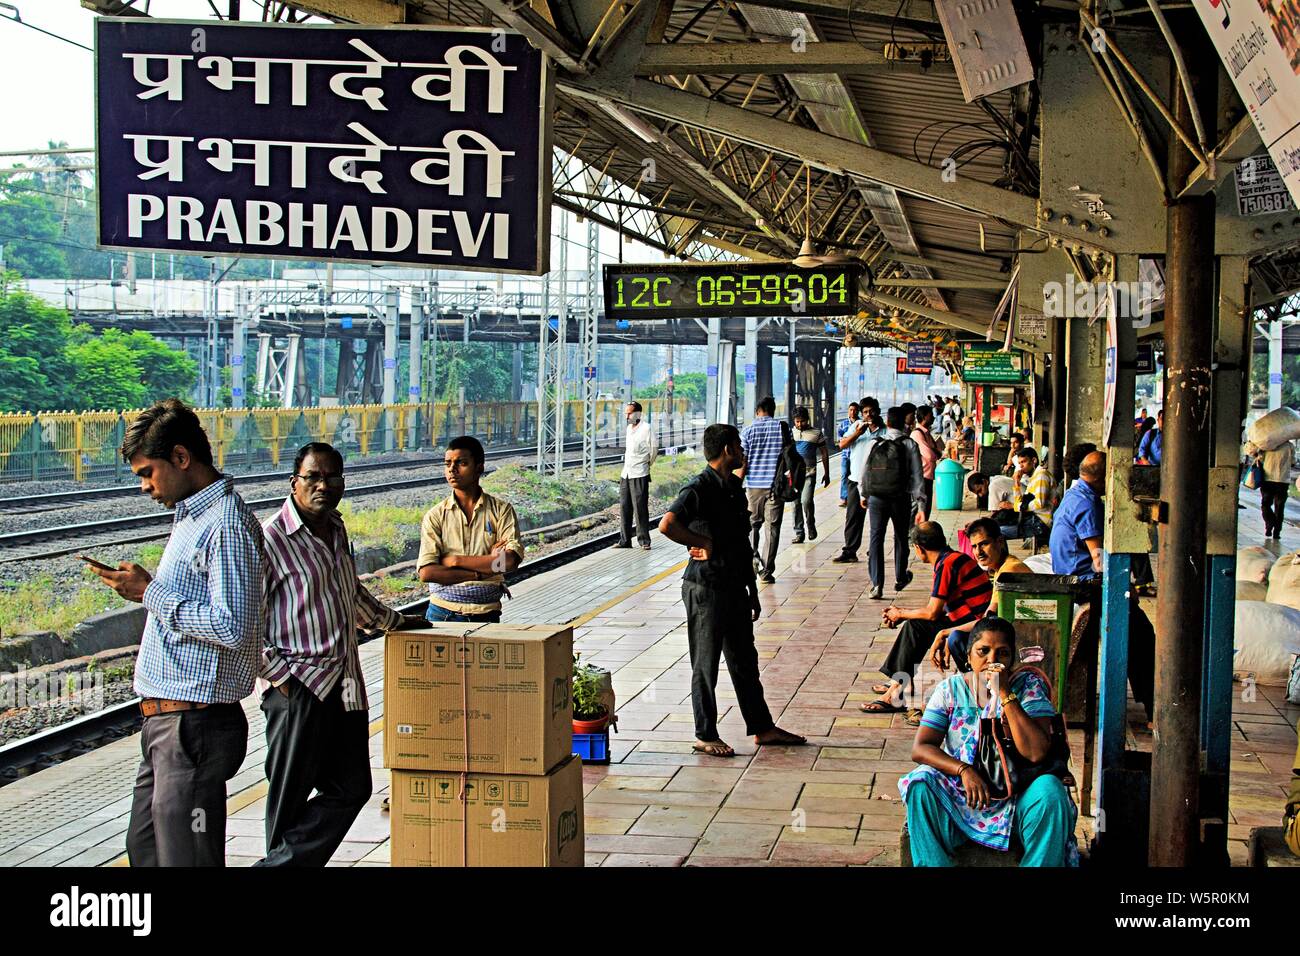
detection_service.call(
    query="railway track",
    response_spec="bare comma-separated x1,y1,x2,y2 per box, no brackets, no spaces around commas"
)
0,511,656,786
0,446,628,563
0,441,597,513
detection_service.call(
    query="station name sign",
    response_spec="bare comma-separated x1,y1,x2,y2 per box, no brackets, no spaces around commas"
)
602,262,859,321
95,19,551,273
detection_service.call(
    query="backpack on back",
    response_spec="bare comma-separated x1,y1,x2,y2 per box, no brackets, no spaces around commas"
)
864,437,908,497
772,421,806,502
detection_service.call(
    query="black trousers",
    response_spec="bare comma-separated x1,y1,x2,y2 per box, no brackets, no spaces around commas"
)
257,677,372,867
881,616,954,701
1261,481,1289,537
840,480,866,557
619,475,651,546
126,703,248,867
867,494,911,590
920,477,934,522
682,581,774,742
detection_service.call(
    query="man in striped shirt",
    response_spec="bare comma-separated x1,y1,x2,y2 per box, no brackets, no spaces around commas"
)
86,399,264,867
738,396,787,583
257,442,425,867
859,521,991,715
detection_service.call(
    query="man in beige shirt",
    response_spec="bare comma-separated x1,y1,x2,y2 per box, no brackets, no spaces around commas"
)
417,436,524,623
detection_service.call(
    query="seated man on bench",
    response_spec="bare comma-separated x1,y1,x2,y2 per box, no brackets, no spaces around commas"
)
899,616,1078,867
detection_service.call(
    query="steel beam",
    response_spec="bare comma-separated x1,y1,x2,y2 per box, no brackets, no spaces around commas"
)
635,42,950,75
728,0,937,26
864,289,1038,353
474,0,588,74
561,76,1111,252
877,278,1007,290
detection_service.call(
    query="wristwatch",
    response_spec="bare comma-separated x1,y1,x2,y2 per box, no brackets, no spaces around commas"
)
1000,690,1019,707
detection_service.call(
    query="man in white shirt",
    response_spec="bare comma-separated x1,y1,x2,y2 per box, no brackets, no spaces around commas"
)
617,401,658,550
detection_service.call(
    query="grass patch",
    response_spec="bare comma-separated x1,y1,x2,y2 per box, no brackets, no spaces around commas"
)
338,502,424,554
483,464,618,525
0,573,124,638
135,543,165,570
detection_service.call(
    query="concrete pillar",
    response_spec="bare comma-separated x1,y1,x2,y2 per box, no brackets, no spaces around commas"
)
336,338,356,404
512,342,523,402
743,316,758,424
756,343,774,409
1269,318,1283,410
231,291,247,409
1066,315,1105,449
255,332,273,401
705,317,722,423
409,288,425,404
382,285,399,407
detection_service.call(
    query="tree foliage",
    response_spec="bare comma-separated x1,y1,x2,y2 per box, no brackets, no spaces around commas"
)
0,273,195,412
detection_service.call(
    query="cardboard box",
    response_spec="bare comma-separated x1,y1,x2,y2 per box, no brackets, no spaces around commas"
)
384,623,572,775
389,755,584,867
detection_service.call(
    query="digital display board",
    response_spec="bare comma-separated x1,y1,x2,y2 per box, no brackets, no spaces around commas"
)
602,262,859,320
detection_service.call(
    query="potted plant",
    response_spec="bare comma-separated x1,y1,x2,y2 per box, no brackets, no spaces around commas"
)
572,655,614,734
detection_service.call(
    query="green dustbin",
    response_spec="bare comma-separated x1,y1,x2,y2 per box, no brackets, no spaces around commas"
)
934,458,967,511
994,573,1082,708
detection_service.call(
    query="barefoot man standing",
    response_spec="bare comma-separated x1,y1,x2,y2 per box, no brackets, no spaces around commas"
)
659,423,806,757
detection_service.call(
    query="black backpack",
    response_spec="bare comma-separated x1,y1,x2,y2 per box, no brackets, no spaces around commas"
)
772,421,806,503
864,436,908,497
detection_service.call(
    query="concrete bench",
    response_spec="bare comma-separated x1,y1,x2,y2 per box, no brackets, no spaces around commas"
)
899,822,1023,867
1248,827,1300,867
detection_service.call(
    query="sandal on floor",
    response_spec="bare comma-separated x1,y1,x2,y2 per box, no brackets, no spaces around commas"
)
903,708,924,727
870,683,894,695
692,740,736,757
859,698,905,714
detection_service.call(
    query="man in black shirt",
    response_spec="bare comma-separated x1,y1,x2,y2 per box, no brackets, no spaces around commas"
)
659,424,807,757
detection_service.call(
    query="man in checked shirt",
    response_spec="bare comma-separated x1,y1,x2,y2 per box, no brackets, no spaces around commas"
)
86,399,263,867
256,442,427,866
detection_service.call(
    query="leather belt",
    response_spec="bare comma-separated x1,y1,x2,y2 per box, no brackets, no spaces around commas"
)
139,698,209,718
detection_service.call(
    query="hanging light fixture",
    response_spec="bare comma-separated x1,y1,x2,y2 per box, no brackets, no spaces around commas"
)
792,164,821,269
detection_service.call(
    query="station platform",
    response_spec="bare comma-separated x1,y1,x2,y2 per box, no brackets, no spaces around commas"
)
0,474,1296,867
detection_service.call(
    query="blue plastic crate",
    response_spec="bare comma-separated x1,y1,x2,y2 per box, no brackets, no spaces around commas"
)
573,731,611,764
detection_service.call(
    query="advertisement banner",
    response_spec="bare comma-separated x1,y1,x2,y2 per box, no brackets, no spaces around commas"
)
1192,0,1300,208
96,19,551,273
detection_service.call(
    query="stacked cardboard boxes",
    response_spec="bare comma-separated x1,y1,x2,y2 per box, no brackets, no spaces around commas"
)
384,623,584,867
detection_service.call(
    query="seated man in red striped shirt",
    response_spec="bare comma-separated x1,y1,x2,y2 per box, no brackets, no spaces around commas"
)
860,521,991,717
257,442,425,867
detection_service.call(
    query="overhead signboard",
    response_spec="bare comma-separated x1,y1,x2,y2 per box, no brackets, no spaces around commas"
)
960,342,1029,384
1193,0,1300,209
906,341,935,373
602,262,859,321
96,19,551,273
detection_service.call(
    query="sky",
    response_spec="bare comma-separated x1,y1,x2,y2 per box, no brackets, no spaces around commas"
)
0,1,242,153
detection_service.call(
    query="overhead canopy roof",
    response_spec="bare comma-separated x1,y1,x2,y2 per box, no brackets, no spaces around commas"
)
84,0,1300,349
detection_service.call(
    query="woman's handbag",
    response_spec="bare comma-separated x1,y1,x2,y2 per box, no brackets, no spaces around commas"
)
975,680,1074,800
1243,459,1264,490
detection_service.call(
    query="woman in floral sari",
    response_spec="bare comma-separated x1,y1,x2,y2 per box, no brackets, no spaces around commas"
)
899,616,1077,866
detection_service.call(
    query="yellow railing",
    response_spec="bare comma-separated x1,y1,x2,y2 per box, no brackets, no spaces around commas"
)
0,398,692,483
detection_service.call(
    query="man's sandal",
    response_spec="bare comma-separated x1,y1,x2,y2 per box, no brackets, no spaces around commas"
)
859,699,905,714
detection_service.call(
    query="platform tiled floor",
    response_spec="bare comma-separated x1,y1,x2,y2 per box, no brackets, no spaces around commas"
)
0,468,1296,866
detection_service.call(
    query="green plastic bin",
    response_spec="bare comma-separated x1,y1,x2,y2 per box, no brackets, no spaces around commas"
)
934,458,967,511
994,573,1081,707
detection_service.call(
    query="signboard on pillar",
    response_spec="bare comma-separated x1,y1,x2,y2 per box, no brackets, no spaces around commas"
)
95,19,552,273
1102,288,1120,448
1192,0,1300,208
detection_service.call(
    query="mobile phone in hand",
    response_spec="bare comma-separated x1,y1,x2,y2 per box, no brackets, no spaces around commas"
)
77,555,116,572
